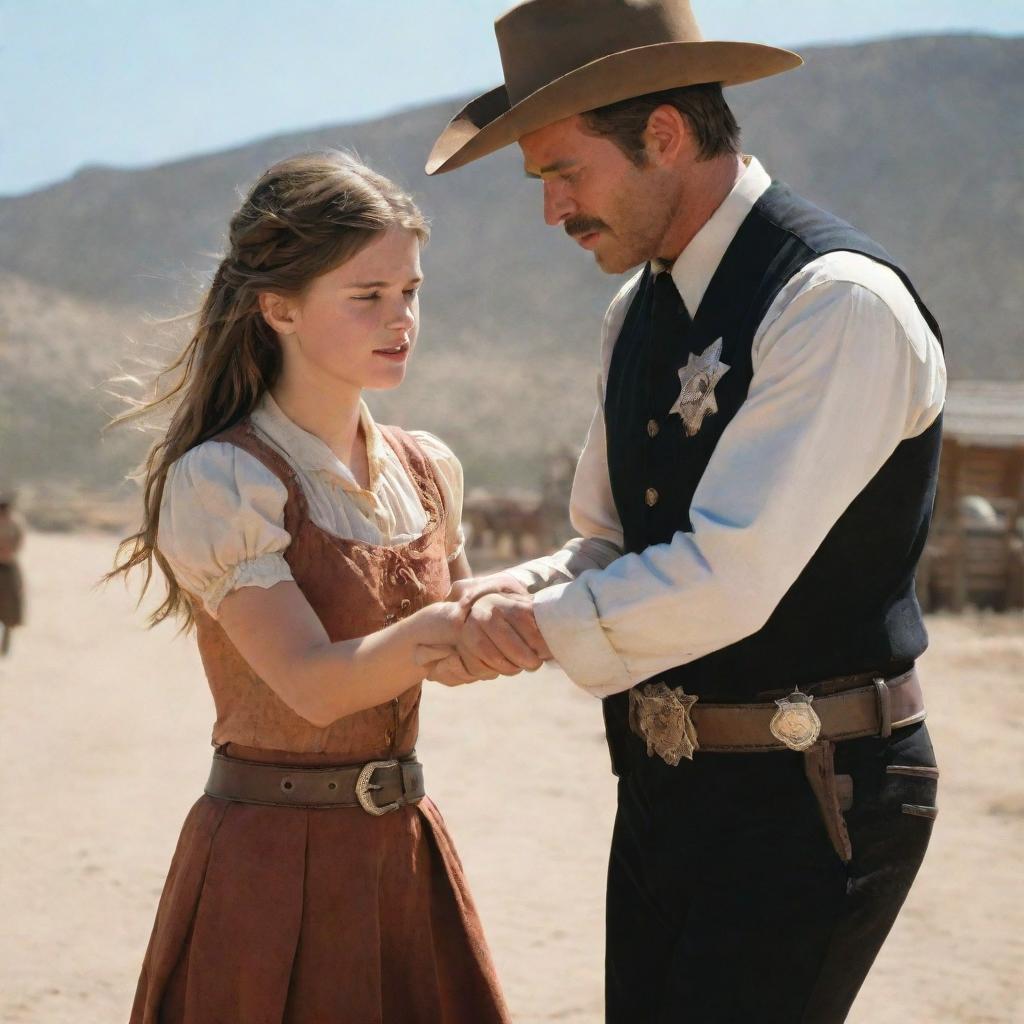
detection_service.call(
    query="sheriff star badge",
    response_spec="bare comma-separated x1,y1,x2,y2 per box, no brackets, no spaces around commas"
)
669,338,730,437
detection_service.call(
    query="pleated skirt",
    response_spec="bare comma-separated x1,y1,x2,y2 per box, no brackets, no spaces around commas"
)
130,793,511,1024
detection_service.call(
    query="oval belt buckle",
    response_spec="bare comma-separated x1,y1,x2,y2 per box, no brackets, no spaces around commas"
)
355,759,402,816
770,689,822,752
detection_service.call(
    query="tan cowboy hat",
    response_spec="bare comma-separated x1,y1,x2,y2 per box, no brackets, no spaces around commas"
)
426,0,802,175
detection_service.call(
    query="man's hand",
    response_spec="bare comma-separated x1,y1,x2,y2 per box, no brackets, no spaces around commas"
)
447,571,530,609
415,592,553,686
455,592,552,677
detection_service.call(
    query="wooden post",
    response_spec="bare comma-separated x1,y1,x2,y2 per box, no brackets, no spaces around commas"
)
945,439,967,612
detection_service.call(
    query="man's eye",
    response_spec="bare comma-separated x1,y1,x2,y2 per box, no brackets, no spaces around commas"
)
403,287,420,298
353,293,379,301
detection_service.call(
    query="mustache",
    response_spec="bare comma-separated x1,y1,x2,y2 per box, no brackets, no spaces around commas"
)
565,216,609,239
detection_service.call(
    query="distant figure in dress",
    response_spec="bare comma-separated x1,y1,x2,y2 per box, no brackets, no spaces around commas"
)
0,491,25,657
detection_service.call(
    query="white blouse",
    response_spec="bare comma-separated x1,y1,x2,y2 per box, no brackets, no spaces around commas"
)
158,395,465,617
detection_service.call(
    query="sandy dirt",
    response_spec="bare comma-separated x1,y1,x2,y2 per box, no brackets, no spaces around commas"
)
1,532,1021,1023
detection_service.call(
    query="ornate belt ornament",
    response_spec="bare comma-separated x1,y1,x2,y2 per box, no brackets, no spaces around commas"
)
769,689,822,751
629,682,700,765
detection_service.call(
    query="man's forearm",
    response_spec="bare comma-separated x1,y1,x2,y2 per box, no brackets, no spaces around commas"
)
506,536,623,593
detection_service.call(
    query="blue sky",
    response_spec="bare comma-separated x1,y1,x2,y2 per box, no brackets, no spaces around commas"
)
3,0,1021,196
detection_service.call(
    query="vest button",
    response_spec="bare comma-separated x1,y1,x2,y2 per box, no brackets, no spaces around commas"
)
647,419,659,438
645,487,659,507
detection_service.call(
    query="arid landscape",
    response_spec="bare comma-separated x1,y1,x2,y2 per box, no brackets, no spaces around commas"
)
2,34,1023,496
2,26,1023,1024
1,531,1021,1023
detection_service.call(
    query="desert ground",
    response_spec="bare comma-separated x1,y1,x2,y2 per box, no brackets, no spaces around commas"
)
1,531,1021,1023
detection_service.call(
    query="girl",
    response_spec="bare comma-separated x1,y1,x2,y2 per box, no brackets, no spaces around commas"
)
109,152,516,1023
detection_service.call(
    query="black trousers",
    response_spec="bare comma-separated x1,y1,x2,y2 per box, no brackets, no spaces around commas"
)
605,723,938,1023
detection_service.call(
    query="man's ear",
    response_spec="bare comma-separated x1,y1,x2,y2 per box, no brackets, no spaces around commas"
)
644,104,689,167
258,291,299,335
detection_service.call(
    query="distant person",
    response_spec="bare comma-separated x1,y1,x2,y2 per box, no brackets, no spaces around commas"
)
107,152,512,1023
0,491,25,656
420,0,946,1021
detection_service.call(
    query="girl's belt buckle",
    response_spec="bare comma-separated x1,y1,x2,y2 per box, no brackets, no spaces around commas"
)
355,759,402,816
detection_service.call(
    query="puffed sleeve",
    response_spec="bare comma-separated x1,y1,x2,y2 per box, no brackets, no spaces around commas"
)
157,441,294,617
408,431,466,561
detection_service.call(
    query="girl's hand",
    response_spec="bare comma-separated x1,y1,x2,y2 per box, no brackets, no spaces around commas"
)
407,598,468,647
415,644,494,686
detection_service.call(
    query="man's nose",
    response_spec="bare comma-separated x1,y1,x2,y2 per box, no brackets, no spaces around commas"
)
543,181,574,227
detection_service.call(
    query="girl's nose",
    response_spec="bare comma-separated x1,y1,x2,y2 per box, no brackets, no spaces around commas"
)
386,302,416,331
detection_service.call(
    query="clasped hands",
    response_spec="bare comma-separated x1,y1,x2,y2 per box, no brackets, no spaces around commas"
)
416,573,553,686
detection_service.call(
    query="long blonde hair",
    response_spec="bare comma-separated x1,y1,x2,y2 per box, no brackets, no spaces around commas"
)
107,151,429,627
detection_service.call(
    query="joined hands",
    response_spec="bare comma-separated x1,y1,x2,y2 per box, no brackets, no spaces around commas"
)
416,573,553,686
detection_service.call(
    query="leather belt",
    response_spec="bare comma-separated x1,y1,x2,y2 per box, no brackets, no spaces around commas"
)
631,668,925,754
204,752,425,815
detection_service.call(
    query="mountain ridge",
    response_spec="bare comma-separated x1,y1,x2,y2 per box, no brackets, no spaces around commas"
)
1,34,1021,491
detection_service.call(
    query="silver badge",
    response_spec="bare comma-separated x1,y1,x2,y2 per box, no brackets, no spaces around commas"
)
668,338,731,437
770,690,822,752
629,682,700,765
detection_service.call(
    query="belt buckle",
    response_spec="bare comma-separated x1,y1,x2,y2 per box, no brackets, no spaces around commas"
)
355,759,401,816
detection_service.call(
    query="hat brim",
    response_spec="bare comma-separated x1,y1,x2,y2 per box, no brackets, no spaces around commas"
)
426,41,802,175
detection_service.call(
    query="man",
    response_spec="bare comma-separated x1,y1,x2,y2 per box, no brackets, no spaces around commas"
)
421,1,945,1021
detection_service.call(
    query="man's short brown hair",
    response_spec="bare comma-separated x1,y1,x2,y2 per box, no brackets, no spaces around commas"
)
581,83,740,165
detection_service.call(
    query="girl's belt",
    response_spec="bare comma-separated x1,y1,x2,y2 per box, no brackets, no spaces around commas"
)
204,752,425,816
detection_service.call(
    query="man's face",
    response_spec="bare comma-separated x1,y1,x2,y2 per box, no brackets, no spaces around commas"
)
519,115,677,274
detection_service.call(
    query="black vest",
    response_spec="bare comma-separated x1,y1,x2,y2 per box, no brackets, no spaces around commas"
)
603,182,943,763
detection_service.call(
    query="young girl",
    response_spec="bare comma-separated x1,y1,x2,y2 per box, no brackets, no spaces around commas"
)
109,152,513,1023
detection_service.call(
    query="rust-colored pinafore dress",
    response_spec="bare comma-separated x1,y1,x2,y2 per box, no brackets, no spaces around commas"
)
130,422,511,1024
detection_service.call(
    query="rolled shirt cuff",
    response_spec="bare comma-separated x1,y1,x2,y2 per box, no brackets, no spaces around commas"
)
202,552,294,617
533,576,634,699
446,531,466,563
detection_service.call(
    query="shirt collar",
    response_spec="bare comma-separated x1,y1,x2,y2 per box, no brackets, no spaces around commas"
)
252,393,389,494
652,155,772,317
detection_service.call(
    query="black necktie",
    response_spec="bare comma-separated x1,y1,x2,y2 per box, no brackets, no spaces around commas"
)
649,269,692,413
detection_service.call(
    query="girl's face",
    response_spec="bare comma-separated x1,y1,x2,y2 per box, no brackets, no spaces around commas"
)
270,226,423,397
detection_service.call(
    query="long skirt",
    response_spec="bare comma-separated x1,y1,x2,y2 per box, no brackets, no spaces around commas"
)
130,792,511,1023
0,562,23,627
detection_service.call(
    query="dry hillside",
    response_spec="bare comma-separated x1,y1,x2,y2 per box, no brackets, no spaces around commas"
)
1,34,1021,491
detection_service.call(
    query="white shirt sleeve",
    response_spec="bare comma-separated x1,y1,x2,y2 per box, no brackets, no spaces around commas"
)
158,442,294,617
533,254,946,697
408,430,467,562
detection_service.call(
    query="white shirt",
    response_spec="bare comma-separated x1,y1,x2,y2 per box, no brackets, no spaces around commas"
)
158,395,465,617
510,157,947,698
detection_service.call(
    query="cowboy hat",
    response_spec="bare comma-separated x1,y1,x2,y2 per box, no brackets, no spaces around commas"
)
426,0,802,175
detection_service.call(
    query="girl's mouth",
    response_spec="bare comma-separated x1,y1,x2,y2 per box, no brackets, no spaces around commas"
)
373,341,411,362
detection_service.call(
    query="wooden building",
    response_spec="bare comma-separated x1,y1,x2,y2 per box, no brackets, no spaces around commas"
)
919,382,1024,611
